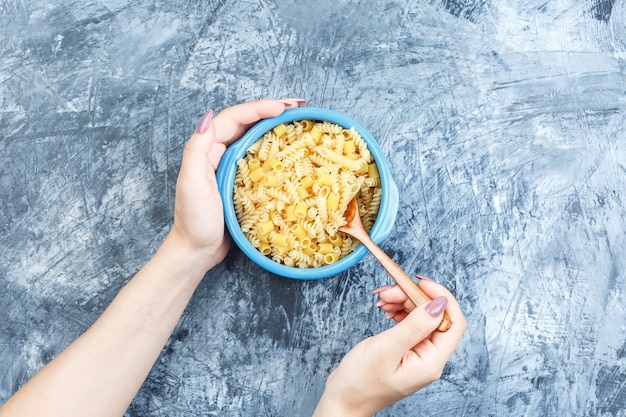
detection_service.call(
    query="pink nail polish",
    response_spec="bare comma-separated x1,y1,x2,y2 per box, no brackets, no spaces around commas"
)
425,296,448,317
283,97,306,104
375,299,386,307
277,98,307,108
371,285,395,294
196,109,214,134
277,99,298,109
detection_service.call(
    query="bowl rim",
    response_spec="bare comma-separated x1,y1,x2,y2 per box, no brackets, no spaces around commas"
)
216,107,398,280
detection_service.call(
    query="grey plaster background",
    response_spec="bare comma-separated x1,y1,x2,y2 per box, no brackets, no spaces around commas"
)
1,0,625,416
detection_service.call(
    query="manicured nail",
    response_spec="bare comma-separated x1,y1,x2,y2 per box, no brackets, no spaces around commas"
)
277,98,307,108
375,299,386,307
425,296,448,317
371,285,395,294
416,274,435,282
196,109,214,134
277,99,298,109
284,97,307,105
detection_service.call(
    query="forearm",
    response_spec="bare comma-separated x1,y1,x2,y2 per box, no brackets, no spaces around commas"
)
0,233,210,417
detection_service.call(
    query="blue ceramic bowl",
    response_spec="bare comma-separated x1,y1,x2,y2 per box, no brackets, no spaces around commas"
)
216,107,399,280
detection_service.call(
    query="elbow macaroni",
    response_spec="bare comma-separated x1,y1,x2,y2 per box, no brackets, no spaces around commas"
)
234,120,383,268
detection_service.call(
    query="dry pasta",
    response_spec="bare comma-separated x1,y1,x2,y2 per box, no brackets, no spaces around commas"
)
234,120,382,268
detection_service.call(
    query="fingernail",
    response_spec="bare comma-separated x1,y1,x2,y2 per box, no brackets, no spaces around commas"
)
375,299,386,307
425,296,448,317
284,97,307,105
277,98,307,108
371,285,395,294
277,99,298,109
196,109,214,134
416,274,435,282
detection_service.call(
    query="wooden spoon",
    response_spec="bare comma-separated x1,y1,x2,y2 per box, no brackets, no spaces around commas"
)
339,198,451,332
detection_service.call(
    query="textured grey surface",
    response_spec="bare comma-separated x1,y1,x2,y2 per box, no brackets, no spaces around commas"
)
1,0,625,416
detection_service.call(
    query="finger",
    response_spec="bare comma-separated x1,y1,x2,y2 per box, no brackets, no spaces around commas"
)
378,302,405,313
375,285,408,304
379,303,409,322
371,284,395,294
179,110,216,186
207,141,227,172
185,109,215,154
212,99,306,146
418,280,465,327
376,296,448,362
275,98,307,108
376,285,416,313
183,98,307,174
418,280,467,358
387,310,409,322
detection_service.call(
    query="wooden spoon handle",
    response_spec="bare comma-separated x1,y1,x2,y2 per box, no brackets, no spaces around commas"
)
359,235,451,332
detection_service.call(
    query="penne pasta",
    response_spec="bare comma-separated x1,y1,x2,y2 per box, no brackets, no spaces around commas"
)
314,146,364,171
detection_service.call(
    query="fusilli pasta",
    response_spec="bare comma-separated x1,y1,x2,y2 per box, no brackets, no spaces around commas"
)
233,120,382,268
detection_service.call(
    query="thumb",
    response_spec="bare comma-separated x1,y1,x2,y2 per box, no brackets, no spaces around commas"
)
179,110,216,183
186,109,215,154
382,296,448,360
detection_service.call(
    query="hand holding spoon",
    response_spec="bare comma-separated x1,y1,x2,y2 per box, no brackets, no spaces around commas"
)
339,198,451,332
